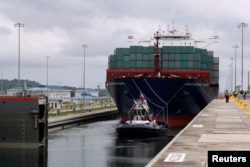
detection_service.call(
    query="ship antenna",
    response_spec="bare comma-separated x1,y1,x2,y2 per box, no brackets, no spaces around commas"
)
154,31,161,75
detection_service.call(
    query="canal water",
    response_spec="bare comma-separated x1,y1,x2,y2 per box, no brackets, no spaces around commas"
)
0,119,180,167
48,119,179,167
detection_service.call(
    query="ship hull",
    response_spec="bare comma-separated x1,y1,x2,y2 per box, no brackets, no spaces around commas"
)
106,78,218,128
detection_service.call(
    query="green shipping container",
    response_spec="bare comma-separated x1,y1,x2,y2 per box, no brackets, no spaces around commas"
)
124,62,130,69
130,54,136,61
129,61,136,68
207,55,213,63
123,56,130,62
123,48,130,55
130,46,138,53
181,54,188,61
148,46,155,54
136,53,143,60
168,61,175,69
187,46,194,53
194,53,201,61
176,46,182,54
201,64,207,69
136,61,143,68
195,48,201,54
175,54,181,61
181,61,188,69
188,54,194,61
136,46,143,53
162,54,169,61
142,47,149,54
161,46,169,53
188,61,193,69
168,46,175,54
168,54,175,61
116,52,123,61
143,61,149,68
149,61,154,68
149,54,154,61
181,46,194,53
201,55,207,63
207,63,213,70
116,61,123,68
115,48,123,54
109,55,116,62
193,62,200,69
201,49,207,56
162,61,168,69
142,54,149,61
181,46,187,53
109,61,116,69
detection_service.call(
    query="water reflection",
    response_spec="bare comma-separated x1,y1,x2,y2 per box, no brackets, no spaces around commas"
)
0,148,47,167
48,119,178,167
0,119,180,167
106,137,172,167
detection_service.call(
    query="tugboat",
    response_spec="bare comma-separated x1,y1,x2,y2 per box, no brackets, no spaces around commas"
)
116,93,168,137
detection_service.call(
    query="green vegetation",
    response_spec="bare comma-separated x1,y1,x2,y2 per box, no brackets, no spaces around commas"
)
0,79,109,95
0,79,40,90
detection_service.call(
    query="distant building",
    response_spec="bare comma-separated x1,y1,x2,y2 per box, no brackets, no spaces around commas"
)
6,85,72,109
75,88,99,97
6,85,112,111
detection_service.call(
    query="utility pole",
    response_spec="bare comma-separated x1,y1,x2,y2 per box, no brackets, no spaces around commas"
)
230,57,233,91
232,45,239,90
14,23,24,89
46,56,49,97
237,22,248,90
81,44,88,110
0,64,2,94
248,71,250,93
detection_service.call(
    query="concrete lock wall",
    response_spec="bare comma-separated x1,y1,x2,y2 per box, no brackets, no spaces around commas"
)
0,96,48,149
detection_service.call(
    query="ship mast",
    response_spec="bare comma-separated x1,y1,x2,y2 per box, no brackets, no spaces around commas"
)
154,31,161,75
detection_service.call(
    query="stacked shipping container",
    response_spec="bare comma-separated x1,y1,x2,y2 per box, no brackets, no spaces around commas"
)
108,46,219,82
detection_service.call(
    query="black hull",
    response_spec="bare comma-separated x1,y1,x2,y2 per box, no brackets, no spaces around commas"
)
106,78,218,127
116,124,168,137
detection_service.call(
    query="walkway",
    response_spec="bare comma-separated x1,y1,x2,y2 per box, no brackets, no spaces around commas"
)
146,96,250,167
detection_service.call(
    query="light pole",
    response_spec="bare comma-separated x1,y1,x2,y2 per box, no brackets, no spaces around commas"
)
237,22,248,90
14,22,24,89
0,64,2,94
228,64,232,91
46,56,49,97
232,45,239,90
230,57,233,91
81,44,87,110
248,71,250,92
80,62,83,88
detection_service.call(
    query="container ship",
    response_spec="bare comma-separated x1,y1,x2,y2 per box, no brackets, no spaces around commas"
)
106,26,219,128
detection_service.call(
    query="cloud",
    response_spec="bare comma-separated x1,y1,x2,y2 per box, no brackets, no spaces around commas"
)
0,0,250,92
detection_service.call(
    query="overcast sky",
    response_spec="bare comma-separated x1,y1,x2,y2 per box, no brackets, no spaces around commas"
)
0,0,250,92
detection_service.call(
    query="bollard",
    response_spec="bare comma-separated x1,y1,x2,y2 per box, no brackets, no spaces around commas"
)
247,109,250,115
238,100,242,107
240,102,247,109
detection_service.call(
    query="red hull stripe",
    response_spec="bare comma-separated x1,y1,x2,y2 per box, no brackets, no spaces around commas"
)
0,97,38,101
